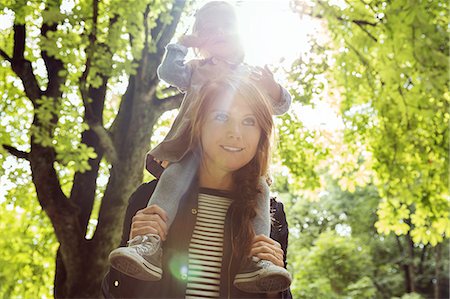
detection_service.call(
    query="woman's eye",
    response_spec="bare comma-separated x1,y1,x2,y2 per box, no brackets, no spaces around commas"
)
243,117,256,126
214,113,228,122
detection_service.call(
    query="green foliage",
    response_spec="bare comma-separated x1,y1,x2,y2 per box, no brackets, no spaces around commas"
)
0,160,56,298
287,38,330,106
0,0,180,297
279,177,449,299
276,111,329,192
1,0,449,297
304,0,450,245
292,231,376,298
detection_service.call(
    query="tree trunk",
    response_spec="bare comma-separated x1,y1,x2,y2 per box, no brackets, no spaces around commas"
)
433,244,441,299
403,233,416,293
50,2,185,297
4,1,186,297
396,235,416,294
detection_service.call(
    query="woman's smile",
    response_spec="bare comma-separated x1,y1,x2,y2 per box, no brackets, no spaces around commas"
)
220,145,244,152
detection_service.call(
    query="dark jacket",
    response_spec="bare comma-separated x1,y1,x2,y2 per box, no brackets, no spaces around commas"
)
102,180,292,299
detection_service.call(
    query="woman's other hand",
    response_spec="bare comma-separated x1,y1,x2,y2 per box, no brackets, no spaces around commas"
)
129,204,169,241
250,234,285,267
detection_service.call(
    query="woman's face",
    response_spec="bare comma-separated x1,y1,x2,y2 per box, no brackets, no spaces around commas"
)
200,93,261,177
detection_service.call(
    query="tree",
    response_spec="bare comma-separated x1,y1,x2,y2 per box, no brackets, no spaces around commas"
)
292,231,376,299
279,177,449,299
0,0,186,297
291,0,449,259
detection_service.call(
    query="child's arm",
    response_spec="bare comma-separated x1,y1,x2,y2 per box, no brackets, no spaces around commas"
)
157,43,192,91
251,66,292,115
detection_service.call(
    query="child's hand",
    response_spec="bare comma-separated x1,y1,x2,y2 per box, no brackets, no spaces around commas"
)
251,65,282,103
178,34,207,48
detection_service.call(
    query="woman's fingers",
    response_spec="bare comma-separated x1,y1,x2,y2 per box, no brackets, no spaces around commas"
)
137,204,169,222
252,234,281,247
131,216,168,240
130,221,162,239
130,205,169,240
250,235,284,267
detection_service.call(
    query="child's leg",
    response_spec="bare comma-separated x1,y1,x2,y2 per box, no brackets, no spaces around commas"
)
252,177,271,237
147,151,199,228
109,151,199,281
233,176,291,293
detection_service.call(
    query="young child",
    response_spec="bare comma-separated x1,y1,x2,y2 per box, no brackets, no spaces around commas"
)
109,1,292,293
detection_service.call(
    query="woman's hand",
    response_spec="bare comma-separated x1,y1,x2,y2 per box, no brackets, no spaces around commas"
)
250,234,285,267
129,204,169,241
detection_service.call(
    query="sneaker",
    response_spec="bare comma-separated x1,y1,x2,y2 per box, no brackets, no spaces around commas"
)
233,257,292,293
109,234,163,281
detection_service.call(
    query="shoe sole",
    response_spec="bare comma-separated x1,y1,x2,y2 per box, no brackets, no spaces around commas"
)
109,249,162,281
234,270,291,293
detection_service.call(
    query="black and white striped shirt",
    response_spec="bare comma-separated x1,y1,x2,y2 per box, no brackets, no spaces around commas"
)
185,189,232,299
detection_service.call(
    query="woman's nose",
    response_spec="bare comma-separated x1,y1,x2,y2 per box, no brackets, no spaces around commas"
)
226,122,241,139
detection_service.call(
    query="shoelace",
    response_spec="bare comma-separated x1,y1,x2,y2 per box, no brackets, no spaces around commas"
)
256,258,276,270
127,234,160,255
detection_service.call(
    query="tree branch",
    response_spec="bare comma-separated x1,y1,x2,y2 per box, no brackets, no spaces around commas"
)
70,9,120,234
142,4,151,51
2,144,30,160
154,92,184,112
13,24,25,60
40,2,67,97
80,0,99,90
10,24,41,103
89,123,118,164
153,1,186,53
316,1,379,42
138,0,185,87
352,19,378,27
78,0,117,163
350,18,378,42
0,49,12,63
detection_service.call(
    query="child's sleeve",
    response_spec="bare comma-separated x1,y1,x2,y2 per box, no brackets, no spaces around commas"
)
271,86,292,116
157,43,192,91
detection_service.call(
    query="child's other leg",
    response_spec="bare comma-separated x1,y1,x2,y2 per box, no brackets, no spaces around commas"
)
234,177,292,293
252,177,271,237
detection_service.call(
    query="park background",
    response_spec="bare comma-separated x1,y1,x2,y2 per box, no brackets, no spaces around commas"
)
0,0,448,298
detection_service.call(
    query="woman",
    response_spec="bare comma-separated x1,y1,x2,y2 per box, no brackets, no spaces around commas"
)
102,76,292,298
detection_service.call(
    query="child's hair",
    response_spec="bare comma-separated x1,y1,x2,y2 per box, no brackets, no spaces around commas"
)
192,1,237,34
191,1,244,62
188,75,274,261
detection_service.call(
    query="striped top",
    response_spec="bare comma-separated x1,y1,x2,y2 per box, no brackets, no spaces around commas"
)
185,189,233,299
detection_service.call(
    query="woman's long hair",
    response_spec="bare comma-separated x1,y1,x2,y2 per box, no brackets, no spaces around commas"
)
188,76,274,261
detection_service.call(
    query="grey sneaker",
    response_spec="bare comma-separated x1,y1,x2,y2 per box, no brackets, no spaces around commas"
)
109,234,163,281
233,257,292,293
